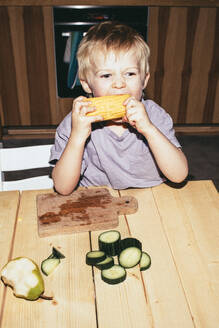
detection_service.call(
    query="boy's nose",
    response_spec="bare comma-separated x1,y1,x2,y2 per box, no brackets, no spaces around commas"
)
112,76,126,89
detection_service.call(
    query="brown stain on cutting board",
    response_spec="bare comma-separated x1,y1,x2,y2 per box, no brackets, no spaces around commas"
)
37,187,138,237
39,212,61,224
39,192,113,224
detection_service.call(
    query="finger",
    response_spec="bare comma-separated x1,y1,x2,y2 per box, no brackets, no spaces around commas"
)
126,108,137,119
128,119,136,128
126,111,138,125
73,99,86,114
122,115,128,122
123,95,135,106
73,100,93,117
76,95,87,102
128,100,137,110
80,105,96,116
88,115,103,123
72,96,86,108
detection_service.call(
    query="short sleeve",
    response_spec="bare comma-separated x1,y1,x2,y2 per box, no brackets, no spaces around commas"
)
145,100,181,148
49,112,72,163
49,112,87,174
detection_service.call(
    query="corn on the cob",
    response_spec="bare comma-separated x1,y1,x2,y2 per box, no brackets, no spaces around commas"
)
85,94,130,121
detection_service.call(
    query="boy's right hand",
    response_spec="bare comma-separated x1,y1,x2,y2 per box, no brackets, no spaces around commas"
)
70,96,103,141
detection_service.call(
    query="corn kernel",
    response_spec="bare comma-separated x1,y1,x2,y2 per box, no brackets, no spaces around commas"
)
85,94,130,121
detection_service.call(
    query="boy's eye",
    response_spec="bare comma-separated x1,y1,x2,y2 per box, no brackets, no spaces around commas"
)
126,72,136,77
100,74,111,78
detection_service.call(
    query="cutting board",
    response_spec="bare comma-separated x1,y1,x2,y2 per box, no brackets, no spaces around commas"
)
36,187,138,237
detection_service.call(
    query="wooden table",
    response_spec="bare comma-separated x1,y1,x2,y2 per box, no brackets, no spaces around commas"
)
0,180,218,328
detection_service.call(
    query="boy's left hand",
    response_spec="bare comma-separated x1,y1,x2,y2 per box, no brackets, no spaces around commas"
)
123,97,152,134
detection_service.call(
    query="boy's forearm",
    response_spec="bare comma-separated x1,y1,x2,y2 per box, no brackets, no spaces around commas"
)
142,125,188,183
52,134,86,195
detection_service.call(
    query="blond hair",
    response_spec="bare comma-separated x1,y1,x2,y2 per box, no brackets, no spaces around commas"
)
77,21,150,81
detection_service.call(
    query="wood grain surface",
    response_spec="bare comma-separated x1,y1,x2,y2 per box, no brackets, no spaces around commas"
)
0,181,219,327
0,191,20,319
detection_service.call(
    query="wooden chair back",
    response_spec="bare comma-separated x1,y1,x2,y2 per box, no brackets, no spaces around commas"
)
0,144,54,191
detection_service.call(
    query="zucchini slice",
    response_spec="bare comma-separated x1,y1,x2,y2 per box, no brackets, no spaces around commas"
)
101,265,126,285
98,230,121,256
95,256,114,270
119,247,142,268
118,238,142,268
86,250,106,266
41,258,60,276
119,238,142,252
49,247,65,259
140,251,151,271
41,247,65,276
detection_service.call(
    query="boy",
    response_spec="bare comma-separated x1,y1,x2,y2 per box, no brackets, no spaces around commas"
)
50,22,188,195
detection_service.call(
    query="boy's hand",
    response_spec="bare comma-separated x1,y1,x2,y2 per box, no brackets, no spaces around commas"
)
123,96,152,134
70,96,102,141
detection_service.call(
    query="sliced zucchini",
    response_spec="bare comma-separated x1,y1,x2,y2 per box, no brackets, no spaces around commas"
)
119,238,142,252
41,247,65,276
101,265,126,285
119,247,142,268
140,251,151,271
95,256,114,270
86,250,106,266
118,238,142,268
41,258,60,276
98,230,121,256
49,247,65,259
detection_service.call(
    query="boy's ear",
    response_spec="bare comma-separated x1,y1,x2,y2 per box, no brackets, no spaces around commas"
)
143,73,150,89
80,80,92,94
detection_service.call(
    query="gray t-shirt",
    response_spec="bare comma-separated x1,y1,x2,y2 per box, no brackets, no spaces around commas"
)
50,99,181,189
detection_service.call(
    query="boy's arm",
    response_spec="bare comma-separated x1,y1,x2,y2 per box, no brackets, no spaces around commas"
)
124,97,188,183
52,96,102,195
141,125,188,183
52,134,86,195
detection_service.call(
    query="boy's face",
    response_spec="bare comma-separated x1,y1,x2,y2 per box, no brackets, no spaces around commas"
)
80,49,149,100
